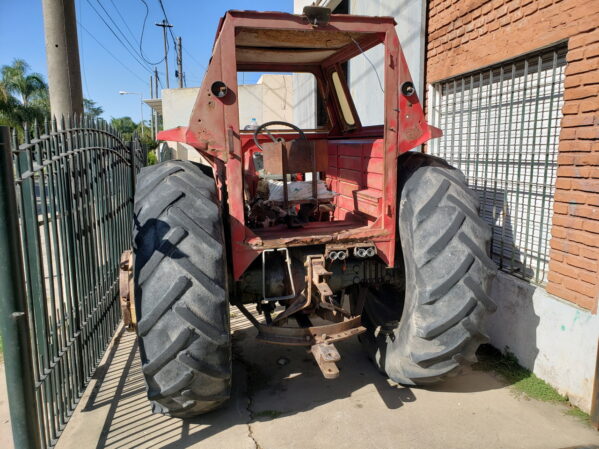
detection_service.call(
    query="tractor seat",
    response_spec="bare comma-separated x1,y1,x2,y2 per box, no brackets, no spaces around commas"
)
267,179,335,203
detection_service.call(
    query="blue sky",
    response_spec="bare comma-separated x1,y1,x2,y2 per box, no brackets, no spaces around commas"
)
0,0,292,121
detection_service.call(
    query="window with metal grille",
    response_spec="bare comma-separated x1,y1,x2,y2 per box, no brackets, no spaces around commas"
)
428,45,566,285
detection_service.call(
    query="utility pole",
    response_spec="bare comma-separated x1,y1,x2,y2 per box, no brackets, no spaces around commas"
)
155,20,173,88
41,0,84,120
154,67,160,136
150,75,155,139
154,67,159,97
176,37,183,88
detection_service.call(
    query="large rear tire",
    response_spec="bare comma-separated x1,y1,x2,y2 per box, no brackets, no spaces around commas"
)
132,160,231,417
360,152,497,385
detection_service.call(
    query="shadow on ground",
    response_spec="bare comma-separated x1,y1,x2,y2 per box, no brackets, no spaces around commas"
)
71,309,513,449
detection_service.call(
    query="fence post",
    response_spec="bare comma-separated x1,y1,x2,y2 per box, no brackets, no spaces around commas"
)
129,139,136,197
0,126,41,449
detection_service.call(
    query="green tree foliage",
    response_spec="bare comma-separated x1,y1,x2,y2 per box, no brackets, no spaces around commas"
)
0,59,48,128
1,59,46,106
110,116,138,136
110,116,157,150
0,59,106,133
84,98,104,118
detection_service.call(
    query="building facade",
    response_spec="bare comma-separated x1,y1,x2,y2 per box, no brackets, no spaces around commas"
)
425,0,598,412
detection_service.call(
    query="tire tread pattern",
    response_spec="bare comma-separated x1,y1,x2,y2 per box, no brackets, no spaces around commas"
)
360,152,497,386
133,160,231,418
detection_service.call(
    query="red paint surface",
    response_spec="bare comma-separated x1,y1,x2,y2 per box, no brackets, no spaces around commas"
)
157,10,441,280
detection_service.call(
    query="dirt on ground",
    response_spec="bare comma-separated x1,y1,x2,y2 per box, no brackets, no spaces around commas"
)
1,314,598,449
0,363,14,449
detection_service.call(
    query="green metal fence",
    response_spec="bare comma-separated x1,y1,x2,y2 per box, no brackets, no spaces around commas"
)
0,118,146,449
156,141,174,162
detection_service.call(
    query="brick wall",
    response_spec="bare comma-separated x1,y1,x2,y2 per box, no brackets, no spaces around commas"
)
426,0,599,311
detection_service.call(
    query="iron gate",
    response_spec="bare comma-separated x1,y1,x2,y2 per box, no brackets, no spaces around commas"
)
0,118,146,449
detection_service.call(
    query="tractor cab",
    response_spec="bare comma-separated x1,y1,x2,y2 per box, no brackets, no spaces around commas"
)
158,8,439,279
233,17,388,234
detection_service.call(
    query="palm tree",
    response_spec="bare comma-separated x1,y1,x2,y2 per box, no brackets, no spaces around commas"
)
0,59,49,129
1,59,47,106
84,98,104,119
110,116,138,137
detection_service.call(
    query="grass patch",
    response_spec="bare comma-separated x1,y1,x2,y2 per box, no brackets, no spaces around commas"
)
565,407,591,425
474,345,595,426
254,409,284,419
474,345,566,402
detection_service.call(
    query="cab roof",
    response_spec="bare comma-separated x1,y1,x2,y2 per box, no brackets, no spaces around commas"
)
213,10,397,67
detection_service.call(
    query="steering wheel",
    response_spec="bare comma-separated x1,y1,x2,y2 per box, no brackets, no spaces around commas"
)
253,121,307,151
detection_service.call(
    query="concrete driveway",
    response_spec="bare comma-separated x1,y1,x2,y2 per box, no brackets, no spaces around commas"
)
2,313,596,449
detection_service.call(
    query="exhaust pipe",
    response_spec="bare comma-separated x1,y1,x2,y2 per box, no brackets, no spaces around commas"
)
353,246,376,258
328,250,348,261
355,247,367,258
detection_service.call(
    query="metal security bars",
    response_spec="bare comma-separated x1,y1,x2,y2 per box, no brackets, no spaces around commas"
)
428,45,566,285
0,119,146,449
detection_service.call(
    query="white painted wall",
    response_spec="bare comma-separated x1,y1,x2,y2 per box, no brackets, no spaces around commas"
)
159,75,293,160
293,0,320,128
161,87,204,163
293,0,426,127
349,0,426,125
292,73,317,129
238,74,294,128
487,272,599,412
161,87,200,130
239,83,265,127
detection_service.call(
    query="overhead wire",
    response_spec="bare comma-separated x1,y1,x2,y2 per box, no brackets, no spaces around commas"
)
137,0,167,65
108,0,138,43
183,47,207,72
76,0,92,99
84,0,153,75
77,20,149,85
350,36,385,94
157,0,197,87
157,0,177,46
94,0,149,67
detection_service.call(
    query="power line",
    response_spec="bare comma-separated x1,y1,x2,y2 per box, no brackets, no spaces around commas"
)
137,0,167,65
182,47,206,71
76,0,92,98
156,70,163,89
157,0,177,46
157,1,206,75
104,0,165,67
94,0,148,67
155,19,173,87
77,20,149,85
84,0,153,75
108,0,138,43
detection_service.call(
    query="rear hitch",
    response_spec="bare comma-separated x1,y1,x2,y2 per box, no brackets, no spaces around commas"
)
311,341,341,379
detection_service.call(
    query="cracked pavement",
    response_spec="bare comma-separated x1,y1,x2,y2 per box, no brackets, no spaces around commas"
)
2,312,594,449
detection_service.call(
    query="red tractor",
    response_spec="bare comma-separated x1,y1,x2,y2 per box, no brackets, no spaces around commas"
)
130,7,496,417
